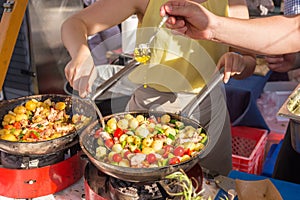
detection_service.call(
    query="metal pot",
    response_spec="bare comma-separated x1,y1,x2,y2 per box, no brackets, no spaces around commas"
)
80,111,209,182
0,94,96,155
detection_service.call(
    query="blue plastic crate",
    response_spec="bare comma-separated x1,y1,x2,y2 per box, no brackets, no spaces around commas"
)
261,140,283,177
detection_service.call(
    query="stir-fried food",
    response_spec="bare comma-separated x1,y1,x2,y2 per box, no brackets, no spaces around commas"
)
0,98,90,142
93,113,208,168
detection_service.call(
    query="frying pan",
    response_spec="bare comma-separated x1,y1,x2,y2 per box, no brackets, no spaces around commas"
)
0,59,140,156
0,94,97,155
79,60,224,182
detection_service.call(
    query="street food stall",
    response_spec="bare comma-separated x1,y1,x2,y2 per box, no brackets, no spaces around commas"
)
1,0,300,200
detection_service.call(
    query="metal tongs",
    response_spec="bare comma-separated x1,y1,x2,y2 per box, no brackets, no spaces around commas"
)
180,68,225,117
87,60,141,128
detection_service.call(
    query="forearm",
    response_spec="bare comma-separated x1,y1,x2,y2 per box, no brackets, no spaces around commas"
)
212,15,300,55
61,17,92,61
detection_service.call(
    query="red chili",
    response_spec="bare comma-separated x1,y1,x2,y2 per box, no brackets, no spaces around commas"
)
4,125,13,129
13,122,22,129
163,145,172,152
162,145,173,158
169,157,180,165
94,128,102,138
113,128,124,138
105,138,114,149
134,149,141,153
30,131,38,139
185,148,192,156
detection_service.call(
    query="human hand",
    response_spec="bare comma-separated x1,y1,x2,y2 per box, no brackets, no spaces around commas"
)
264,53,297,73
64,55,97,98
217,52,246,83
160,0,216,40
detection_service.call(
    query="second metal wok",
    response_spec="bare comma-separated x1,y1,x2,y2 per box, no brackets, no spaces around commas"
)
0,94,97,155
80,110,209,182
79,60,224,182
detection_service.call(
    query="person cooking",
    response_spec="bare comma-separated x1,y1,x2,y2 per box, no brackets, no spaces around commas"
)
61,0,257,175
265,0,300,184
160,0,300,183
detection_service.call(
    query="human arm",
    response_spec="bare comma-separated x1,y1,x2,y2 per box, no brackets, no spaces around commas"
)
265,52,300,72
61,0,147,97
218,0,256,83
160,0,300,55
62,15,95,97
217,51,256,83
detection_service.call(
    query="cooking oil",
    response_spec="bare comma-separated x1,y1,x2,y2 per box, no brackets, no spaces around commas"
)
134,54,151,64
133,46,151,64
133,45,151,88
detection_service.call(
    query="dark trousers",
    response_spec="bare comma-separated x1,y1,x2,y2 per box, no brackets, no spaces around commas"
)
273,124,300,184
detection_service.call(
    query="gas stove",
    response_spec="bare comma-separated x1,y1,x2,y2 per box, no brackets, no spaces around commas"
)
83,162,203,200
0,138,87,199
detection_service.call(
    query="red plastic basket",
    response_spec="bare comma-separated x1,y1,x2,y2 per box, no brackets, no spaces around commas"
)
231,126,268,175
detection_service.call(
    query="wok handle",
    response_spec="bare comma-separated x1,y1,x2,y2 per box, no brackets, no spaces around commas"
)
180,68,224,118
90,60,140,101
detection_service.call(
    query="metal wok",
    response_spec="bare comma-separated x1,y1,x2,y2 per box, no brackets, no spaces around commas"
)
80,110,209,182
0,94,96,155
0,60,140,156
79,60,224,182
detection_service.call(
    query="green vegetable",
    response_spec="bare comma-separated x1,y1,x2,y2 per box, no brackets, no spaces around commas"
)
121,140,127,148
168,153,175,159
111,161,118,166
158,158,168,167
104,126,112,134
18,133,25,140
197,127,203,134
170,119,177,124
165,169,208,200
138,143,143,150
200,135,208,144
155,126,164,134
167,134,175,140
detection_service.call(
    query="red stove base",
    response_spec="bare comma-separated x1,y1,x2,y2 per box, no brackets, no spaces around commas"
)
0,152,86,199
84,181,109,200
84,163,111,200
